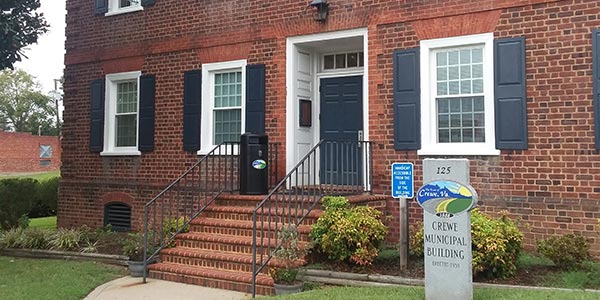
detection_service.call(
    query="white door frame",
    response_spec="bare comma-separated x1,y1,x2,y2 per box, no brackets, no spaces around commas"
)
285,28,369,174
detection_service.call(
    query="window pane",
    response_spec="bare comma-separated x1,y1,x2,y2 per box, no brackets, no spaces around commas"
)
448,51,459,65
324,55,334,69
449,81,460,95
335,54,346,69
214,109,242,144
473,79,483,93
116,114,137,147
359,52,364,67
437,82,448,96
437,97,485,143
214,71,242,108
436,52,447,66
459,49,471,64
472,64,483,78
120,0,131,8
472,48,483,63
460,80,471,94
347,53,358,67
448,66,459,80
117,81,137,114
437,67,447,81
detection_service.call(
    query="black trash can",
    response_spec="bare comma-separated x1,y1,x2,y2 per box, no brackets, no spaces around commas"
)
240,133,269,195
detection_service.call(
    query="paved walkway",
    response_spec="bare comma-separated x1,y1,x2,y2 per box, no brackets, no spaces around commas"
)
84,276,251,300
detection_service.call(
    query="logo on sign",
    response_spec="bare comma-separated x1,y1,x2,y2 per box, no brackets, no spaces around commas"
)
416,180,477,218
252,159,267,170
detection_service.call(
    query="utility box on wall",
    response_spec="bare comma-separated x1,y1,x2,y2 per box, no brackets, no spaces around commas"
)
239,133,269,195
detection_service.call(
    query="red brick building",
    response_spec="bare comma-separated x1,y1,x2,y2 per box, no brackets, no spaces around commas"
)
61,0,600,293
0,129,61,173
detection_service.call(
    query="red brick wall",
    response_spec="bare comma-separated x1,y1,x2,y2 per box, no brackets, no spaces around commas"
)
0,130,61,173
62,0,600,257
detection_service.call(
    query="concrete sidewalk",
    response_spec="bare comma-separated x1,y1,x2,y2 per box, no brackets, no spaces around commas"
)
84,276,251,300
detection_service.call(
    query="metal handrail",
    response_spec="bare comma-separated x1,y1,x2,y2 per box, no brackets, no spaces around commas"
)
142,141,281,283
142,142,239,282
250,140,373,297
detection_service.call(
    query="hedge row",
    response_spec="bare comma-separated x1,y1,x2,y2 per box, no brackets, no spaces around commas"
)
0,177,59,229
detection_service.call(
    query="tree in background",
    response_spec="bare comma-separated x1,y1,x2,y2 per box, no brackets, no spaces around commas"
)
0,69,59,135
0,0,48,70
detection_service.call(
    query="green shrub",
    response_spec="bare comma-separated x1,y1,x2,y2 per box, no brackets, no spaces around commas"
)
17,228,52,249
49,228,82,251
410,209,523,279
537,234,590,270
374,248,400,265
0,228,23,249
30,177,59,218
310,196,388,265
0,178,37,229
408,222,424,258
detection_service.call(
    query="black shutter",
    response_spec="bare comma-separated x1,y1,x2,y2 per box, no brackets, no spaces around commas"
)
138,74,156,152
393,48,421,150
245,64,266,135
141,0,155,7
90,79,105,152
494,37,528,150
183,70,202,151
593,29,600,149
94,0,108,15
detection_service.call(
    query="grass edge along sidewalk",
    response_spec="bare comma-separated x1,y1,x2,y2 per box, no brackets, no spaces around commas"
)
0,256,126,300
258,285,600,300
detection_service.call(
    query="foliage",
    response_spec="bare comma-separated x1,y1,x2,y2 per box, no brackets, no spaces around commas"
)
49,228,82,251
537,234,590,270
410,209,523,279
408,222,424,258
374,247,400,265
30,176,59,217
0,228,24,249
310,196,388,266
471,209,523,278
0,0,48,69
161,216,189,247
0,256,126,300
0,178,37,229
0,69,58,135
17,227,51,249
271,225,306,284
0,176,59,229
121,232,157,261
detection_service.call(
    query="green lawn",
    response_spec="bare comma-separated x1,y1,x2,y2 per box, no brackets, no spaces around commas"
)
29,216,57,230
0,256,126,300
0,170,60,181
261,286,600,300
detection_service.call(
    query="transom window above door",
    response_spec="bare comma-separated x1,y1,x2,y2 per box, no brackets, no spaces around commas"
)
322,52,364,71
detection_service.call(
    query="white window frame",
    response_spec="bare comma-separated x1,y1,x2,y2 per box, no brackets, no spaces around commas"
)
101,71,142,156
419,33,499,156
321,51,365,72
105,0,143,16
199,60,247,155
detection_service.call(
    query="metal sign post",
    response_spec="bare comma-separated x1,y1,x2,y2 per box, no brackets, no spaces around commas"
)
391,162,413,270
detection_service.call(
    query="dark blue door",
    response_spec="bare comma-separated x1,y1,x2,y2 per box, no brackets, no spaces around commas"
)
320,75,363,185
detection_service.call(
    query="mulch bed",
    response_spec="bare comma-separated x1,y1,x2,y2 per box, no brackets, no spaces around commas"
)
308,253,562,287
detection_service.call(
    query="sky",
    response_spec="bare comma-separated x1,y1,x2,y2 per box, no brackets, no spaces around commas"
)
14,0,67,94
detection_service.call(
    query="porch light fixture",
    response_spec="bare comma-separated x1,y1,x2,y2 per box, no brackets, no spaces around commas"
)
309,0,329,22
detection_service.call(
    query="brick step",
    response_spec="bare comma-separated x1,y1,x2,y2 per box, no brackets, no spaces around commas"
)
175,232,278,255
188,218,313,240
160,247,302,274
148,262,274,295
202,205,324,224
215,193,323,209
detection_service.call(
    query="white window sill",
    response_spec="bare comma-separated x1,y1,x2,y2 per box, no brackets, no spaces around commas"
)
105,6,143,17
100,150,142,156
418,145,500,156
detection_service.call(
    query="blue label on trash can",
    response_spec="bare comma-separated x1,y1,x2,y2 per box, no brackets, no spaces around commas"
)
252,159,267,170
